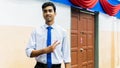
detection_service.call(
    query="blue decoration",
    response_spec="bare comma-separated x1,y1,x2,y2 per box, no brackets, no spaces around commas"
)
51,0,120,19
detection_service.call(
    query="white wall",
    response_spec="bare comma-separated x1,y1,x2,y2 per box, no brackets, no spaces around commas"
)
0,0,71,28
99,13,120,68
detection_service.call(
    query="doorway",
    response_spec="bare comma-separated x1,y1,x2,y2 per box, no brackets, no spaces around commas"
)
71,7,98,68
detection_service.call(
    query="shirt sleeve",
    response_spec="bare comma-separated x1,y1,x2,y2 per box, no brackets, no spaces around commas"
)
62,31,71,63
25,30,36,57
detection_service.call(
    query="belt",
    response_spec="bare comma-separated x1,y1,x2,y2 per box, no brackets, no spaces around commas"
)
36,62,61,68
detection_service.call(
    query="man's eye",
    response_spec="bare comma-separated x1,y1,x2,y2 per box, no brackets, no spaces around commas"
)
49,10,52,12
44,10,47,13
43,9,53,13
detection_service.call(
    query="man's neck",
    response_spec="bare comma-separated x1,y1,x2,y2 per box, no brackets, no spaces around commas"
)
46,21,54,26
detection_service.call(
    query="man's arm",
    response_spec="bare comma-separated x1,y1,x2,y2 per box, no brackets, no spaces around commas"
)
30,41,60,57
62,31,71,68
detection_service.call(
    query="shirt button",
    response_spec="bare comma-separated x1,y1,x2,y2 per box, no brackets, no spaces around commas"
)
43,60,45,63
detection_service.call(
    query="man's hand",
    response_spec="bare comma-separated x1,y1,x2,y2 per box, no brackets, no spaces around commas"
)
30,40,60,57
45,40,60,53
65,63,71,68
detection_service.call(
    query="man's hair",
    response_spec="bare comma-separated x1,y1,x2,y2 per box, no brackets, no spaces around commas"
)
42,2,56,13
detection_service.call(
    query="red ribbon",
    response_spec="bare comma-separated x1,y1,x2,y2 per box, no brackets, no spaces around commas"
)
100,0,120,16
70,0,98,8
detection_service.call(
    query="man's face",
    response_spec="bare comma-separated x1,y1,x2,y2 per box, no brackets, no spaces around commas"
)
43,6,56,24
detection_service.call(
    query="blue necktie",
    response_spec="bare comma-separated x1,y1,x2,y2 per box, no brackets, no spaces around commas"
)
47,26,52,68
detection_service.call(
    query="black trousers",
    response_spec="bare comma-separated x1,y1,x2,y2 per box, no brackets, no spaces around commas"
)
34,62,61,68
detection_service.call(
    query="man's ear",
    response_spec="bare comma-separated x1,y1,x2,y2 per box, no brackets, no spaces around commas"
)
55,12,56,16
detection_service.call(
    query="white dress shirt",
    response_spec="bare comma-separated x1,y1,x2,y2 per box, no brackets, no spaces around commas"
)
25,23,71,64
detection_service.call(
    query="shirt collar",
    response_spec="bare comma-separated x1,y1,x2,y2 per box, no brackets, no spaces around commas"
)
44,23,56,29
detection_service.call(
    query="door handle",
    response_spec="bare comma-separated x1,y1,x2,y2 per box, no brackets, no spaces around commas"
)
80,32,84,34
80,48,84,52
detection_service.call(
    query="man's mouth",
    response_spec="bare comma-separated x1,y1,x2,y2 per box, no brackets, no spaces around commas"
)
46,16,51,19
46,15,51,17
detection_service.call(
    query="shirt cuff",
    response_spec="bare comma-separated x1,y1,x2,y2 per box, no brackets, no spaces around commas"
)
26,48,34,57
63,59,71,63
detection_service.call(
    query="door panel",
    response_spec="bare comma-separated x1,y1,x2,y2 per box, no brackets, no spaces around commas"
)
71,8,95,68
71,9,79,68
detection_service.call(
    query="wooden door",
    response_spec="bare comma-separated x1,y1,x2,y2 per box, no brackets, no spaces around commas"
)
71,8,95,68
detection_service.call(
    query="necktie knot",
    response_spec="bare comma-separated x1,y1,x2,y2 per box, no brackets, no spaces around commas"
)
47,26,53,30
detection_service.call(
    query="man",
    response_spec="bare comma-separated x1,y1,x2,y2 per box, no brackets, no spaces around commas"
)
25,2,71,68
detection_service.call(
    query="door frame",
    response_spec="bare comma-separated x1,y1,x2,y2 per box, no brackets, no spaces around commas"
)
71,7,99,68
